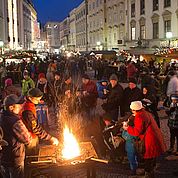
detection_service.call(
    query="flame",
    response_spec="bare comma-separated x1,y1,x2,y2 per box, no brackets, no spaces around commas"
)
62,126,80,160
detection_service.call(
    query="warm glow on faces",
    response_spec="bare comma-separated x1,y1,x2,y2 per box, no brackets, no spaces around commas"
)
129,82,136,89
9,104,22,114
29,96,42,105
82,78,89,84
143,88,148,95
55,75,60,81
131,110,137,116
101,81,107,86
110,80,117,87
65,77,72,84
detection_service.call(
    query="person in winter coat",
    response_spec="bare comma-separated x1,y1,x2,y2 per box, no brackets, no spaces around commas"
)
80,74,98,120
96,79,109,99
127,61,137,79
2,78,21,100
48,71,63,108
1,94,32,178
166,70,178,97
102,74,124,121
142,86,160,128
22,70,35,96
21,88,59,155
166,94,178,155
123,101,166,178
123,78,143,115
122,125,138,175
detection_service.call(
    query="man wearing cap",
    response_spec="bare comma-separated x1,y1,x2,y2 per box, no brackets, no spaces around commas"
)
102,74,124,121
22,70,35,96
21,88,59,154
123,101,165,177
1,94,32,178
123,78,143,115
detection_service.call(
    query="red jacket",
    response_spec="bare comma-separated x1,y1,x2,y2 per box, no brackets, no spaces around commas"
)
21,100,51,141
127,109,166,159
81,80,98,108
127,63,137,78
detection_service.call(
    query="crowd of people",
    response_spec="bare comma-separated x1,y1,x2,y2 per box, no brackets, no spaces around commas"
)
0,55,177,178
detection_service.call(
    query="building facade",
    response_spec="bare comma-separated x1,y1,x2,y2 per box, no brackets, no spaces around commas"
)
106,0,126,51
75,1,88,52
69,8,76,51
126,0,178,51
0,0,6,45
60,17,70,51
44,22,60,53
0,0,38,50
87,0,106,51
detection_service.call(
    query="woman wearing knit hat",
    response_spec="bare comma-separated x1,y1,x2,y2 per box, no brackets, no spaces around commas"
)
123,101,166,177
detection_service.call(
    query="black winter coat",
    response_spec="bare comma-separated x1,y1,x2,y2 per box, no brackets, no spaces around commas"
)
102,83,123,111
123,86,143,113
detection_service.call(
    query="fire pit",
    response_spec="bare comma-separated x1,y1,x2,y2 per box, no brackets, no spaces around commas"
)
25,141,102,178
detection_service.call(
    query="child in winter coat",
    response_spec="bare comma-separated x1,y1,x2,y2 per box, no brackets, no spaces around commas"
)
96,79,108,99
166,94,178,155
122,120,138,175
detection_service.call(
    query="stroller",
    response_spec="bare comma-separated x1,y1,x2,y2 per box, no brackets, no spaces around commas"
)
102,120,126,162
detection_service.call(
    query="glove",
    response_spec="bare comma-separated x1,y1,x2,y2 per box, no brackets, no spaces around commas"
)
50,137,59,146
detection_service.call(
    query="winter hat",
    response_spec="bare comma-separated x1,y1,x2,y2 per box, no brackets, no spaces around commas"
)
130,101,143,111
170,94,178,100
5,78,12,87
54,71,61,76
38,73,46,79
27,88,43,98
82,74,90,80
129,77,137,84
3,94,24,107
109,74,118,81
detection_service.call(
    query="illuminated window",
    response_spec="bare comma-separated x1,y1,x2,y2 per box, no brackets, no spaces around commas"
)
131,27,136,40
164,20,171,37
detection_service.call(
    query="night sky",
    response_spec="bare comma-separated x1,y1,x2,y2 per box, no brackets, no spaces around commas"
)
32,0,83,25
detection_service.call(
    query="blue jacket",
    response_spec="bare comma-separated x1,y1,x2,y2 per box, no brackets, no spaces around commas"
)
122,130,137,153
96,80,108,99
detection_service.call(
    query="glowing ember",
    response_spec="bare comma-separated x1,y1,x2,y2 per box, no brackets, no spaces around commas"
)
62,126,80,160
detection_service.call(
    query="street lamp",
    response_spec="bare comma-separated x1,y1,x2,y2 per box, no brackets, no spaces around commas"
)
166,32,172,48
0,41,4,55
